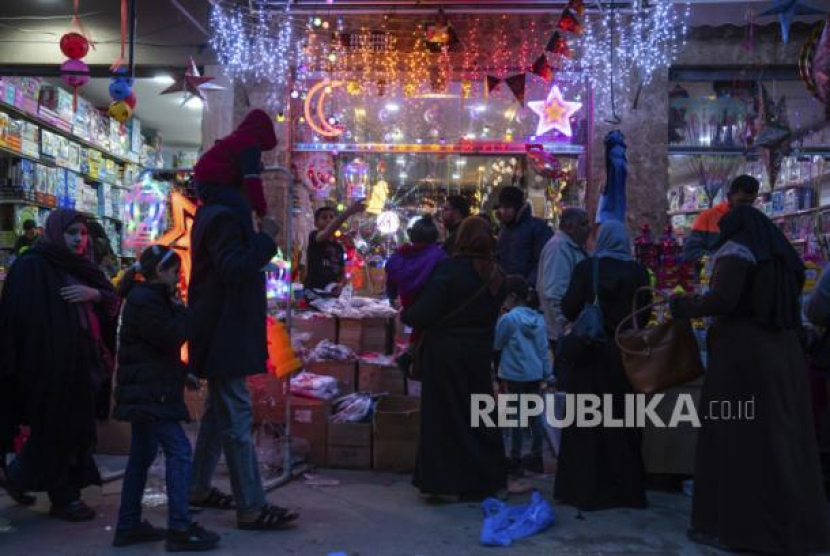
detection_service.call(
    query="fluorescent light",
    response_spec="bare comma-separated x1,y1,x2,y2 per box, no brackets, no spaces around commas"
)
452,173,460,180
153,75,175,85
385,103,400,112
185,97,203,110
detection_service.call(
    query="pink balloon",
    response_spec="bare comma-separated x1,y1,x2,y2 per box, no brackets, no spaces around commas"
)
61,59,89,88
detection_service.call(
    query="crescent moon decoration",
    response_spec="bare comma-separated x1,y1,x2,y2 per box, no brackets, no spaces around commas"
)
799,22,824,100
304,80,345,137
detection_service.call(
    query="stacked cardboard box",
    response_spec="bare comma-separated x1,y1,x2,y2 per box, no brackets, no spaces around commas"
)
305,359,357,394
373,396,420,472
292,313,337,348
337,318,362,353
360,317,390,353
249,375,287,424
289,396,331,466
358,359,406,395
327,422,372,469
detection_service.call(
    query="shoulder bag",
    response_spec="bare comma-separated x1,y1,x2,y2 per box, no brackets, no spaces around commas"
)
615,287,704,394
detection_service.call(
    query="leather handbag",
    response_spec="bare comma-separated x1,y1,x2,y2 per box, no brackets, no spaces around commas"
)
615,287,704,394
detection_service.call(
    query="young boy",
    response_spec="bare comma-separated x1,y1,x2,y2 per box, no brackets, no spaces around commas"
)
303,202,366,300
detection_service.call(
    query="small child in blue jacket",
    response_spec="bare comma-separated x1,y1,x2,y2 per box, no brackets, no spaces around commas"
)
494,275,553,476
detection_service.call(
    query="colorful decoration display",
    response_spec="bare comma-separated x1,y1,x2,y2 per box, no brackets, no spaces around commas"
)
302,152,336,197
799,15,830,117
760,0,823,44
304,80,345,138
155,191,197,293
160,58,224,109
266,248,293,302
376,210,400,235
528,85,583,137
58,2,91,110
344,158,370,199
123,172,168,252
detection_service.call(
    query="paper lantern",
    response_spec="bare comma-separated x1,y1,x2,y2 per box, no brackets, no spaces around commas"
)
108,100,132,123
109,79,132,101
60,32,89,60
344,158,370,199
61,59,89,88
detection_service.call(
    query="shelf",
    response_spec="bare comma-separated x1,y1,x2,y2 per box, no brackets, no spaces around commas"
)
0,198,109,221
770,207,824,219
0,100,139,165
0,145,130,190
669,146,830,157
668,208,705,217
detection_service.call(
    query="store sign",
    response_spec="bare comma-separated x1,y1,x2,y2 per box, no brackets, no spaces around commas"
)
293,141,585,155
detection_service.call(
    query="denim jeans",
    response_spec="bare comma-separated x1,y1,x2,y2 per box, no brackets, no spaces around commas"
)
117,421,192,531
191,376,266,514
504,380,544,460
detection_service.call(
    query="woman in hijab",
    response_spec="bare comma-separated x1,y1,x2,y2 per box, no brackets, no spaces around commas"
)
671,204,829,555
402,216,508,501
554,220,650,511
0,209,119,522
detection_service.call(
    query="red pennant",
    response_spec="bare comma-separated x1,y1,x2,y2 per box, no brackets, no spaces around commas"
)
486,75,502,96
545,31,572,58
531,55,554,83
557,8,583,35
567,0,585,17
505,74,526,106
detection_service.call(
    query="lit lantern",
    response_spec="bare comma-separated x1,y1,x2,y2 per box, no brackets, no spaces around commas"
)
344,158,370,199
122,172,169,252
376,210,400,235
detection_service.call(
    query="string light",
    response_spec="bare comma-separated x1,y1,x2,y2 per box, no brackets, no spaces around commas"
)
566,1,691,115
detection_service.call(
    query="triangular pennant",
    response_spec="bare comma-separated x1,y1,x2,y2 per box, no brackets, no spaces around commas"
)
545,31,572,58
486,75,502,95
567,0,585,17
505,73,526,106
531,54,555,83
557,8,583,35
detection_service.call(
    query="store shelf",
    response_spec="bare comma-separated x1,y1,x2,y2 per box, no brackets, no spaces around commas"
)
669,146,830,157
770,207,824,220
0,100,139,165
668,208,705,217
0,198,109,222
0,144,130,191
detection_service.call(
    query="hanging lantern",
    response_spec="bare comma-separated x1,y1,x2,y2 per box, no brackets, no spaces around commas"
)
109,78,132,101
344,158,370,199
109,100,132,123
60,32,89,60
61,59,90,89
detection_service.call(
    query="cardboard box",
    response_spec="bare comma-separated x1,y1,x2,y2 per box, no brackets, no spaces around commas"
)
373,396,420,472
293,313,337,348
361,317,391,354
289,396,331,466
249,375,287,424
327,422,372,470
358,360,406,395
305,359,357,394
337,318,362,353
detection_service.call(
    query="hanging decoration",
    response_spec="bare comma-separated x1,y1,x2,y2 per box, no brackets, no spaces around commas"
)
344,158,370,199
530,54,555,83
302,152,336,197
424,9,460,53
799,15,830,117
108,68,135,122
527,149,565,179
486,76,502,97
304,80,346,138
759,0,823,45
108,101,132,124
58,1,92,110
565,1,691,118
568,0,585,17
545,32,571,58
504,74,527,106
596,131,628,224
209,2,294,85
122,171,168,252
110,0,128,71
160,58,225,109
528,85,583,137
557,8,584,35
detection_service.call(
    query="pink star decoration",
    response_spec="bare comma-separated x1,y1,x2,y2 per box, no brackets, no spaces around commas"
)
528,85,583,137
160,58,225,109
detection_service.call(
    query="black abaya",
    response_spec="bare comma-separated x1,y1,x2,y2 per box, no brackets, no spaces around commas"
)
402,257,507,496
554,257,650,511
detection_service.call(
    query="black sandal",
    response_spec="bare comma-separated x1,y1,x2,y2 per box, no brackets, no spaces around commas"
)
189,487,235,510
238,504,299,530
0,468,36,506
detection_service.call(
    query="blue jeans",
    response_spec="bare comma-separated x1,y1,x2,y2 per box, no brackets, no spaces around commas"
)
191,376,266,514
117,421,192,531
504,380,544,460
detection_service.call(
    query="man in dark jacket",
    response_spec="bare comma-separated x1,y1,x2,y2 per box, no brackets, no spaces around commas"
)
495,186,553,286
187,110,298,530
441,195,470,255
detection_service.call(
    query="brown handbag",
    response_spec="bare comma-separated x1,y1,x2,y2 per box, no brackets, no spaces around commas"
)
615,287,704,394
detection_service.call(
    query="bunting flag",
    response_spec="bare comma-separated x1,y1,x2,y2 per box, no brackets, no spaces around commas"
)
557,8,584,35
567,0,585,17
505,73,526,106
545,31,572,58
531,54,555,83
486,75,502,97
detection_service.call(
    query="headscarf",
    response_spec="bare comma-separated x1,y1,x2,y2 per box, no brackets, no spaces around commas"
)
715,204,805,330
453,216,505,295
594,220,634,261
33,209,115,292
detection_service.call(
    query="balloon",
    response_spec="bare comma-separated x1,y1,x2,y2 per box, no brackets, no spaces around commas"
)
108,101,132,123
61,59,89,88
60,32,89,60
109,79,132,101
125,92,137,110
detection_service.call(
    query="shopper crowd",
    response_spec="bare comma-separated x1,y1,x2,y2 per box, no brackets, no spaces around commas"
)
0,122,828,556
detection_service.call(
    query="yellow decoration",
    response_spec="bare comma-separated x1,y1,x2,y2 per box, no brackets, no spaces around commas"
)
109,101,132,123
461,80,472,99
366,179,389,214
346,81,363,96
267,318,303,378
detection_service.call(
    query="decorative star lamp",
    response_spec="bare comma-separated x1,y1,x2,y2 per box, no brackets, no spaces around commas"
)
155,191,197,293
528,85,583,137
160,58,225,109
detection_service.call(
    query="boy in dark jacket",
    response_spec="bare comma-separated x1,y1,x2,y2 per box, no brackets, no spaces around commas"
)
495,186,552,287
113,245,219,552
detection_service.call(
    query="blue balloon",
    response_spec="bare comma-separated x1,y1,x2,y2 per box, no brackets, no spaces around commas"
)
109,80,132,101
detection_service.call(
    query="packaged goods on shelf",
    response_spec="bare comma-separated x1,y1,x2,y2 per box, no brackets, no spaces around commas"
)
290,371,340,401
305,339,355,362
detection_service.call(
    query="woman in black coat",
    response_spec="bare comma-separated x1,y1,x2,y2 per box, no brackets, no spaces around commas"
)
671,205,829,555
0,209,120,522
403,216,508,500
554,220,650,511
112,245,219,551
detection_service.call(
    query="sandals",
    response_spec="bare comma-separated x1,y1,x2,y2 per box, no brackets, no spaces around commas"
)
0,468,36,507
190,487,235,510
238,504,299,530
49,500,96,522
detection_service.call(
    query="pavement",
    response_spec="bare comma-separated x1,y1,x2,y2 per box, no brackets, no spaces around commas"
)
0,462,734,556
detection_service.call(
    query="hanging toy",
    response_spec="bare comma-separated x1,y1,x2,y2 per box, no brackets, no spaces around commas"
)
109,100,132,124
124,92,137,110
60,32,89,60
61,59,90,98
109,78,132,101
108,68,134,122
59,0,93,110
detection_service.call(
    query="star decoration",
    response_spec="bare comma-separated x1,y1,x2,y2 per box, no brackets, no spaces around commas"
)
155,191,197,294
160,57,225,109
760,0,824,44
528,85,583,137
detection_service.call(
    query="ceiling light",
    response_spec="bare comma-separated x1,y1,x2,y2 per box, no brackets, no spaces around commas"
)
153,75,175,85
